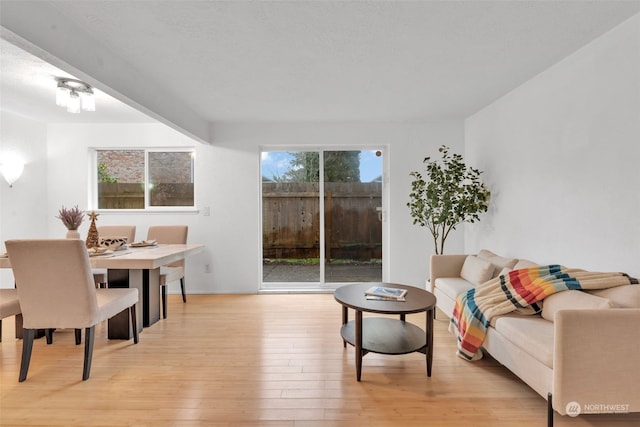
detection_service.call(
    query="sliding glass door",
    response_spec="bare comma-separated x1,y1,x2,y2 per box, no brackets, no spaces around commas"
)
262,151,321,283
261,149,383,290
323,150,382,283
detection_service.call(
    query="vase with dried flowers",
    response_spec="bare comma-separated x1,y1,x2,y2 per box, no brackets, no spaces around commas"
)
56,205,85,239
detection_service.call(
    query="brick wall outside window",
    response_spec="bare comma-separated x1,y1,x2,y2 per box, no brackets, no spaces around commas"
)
96,149,195,209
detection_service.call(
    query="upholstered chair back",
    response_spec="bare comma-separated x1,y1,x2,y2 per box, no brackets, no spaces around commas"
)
146,226,188,268
6,239,100,329
98,225,136,244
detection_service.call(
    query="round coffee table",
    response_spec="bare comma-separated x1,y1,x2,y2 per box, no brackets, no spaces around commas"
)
334,283,436,381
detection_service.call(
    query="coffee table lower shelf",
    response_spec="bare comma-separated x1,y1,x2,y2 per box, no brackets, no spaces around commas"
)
341,317,427,355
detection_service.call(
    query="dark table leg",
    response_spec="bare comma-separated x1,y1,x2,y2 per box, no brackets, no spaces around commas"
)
14,313,23,339
107,269,143,340
426,308,434,377
355,309,363,381
142,268,161,327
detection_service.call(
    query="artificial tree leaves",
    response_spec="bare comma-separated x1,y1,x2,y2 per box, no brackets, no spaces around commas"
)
408,146,490,254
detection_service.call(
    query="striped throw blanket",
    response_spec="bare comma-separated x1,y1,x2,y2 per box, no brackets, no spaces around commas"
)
451,265,638,361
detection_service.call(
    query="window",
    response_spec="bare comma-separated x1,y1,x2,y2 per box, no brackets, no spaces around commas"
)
94,149,195,210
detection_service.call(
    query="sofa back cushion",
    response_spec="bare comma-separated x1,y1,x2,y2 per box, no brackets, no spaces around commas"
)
477,249,518,278
588,285,640,308
513,259,539,270
541,290,613,322
460,255,494,286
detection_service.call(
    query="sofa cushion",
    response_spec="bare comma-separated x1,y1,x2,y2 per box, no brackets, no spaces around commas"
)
477,249,498,259
541,290,613,322
588,285,640,308
434,277,475,301
497,267,512,277
477,249,518,278
513,259,539,269
491,314,554,368
460,255,494,285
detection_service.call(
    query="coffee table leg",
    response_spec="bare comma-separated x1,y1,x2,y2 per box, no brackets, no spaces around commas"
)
426,308,434,377
342,305,348,348
355,309,363,381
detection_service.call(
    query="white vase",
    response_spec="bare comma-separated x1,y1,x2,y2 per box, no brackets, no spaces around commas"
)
66,230,81,239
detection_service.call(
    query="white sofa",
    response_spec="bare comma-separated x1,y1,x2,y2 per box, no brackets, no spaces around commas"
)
430,250,640,422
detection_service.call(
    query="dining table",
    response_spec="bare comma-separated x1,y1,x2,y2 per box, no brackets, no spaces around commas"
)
1,242,204,340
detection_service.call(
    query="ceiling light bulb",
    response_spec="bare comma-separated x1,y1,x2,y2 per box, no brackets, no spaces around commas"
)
67,91,81,113
81,92,95,111
56,85,69,107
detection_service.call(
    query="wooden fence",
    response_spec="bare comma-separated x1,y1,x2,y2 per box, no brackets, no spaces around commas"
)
98,183,194,209
262,182,382,261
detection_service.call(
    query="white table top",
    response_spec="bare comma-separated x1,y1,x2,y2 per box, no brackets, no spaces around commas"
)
0,243,204,270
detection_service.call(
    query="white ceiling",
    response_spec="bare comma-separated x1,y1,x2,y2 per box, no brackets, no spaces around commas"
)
1,1,639,137
0,38,153,124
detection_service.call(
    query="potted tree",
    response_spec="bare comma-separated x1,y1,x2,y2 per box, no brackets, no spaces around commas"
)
407,145,490,254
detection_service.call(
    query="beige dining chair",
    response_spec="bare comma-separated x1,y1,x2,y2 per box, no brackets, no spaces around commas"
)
5,239,139,382
93,225,137,288
146,225,188,318
0,289,21,343
98,225,137,244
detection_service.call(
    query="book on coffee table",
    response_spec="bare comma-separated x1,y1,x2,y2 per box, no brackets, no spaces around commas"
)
365,286,407,301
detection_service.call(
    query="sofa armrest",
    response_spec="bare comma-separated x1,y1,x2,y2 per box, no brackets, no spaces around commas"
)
553,309,640,415
429,254,468,293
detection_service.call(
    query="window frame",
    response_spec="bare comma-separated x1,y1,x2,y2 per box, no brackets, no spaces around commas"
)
90,147,197,213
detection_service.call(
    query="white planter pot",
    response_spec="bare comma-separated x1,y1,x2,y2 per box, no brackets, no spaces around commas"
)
66,230,81,239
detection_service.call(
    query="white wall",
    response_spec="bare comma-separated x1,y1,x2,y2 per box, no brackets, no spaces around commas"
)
0,111,49,287
211,122,465,290
45,123,214,295
3,119,463,293
465,14,640,278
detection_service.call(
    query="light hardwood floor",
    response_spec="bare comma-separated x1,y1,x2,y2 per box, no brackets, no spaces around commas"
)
1,294,638,426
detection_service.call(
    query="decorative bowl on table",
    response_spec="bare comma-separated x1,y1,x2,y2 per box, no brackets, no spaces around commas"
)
99,237,128,251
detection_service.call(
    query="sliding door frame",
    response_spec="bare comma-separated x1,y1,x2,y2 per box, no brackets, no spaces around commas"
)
259,145,388,292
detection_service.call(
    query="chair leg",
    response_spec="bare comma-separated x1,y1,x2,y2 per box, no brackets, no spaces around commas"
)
180,278,186,303
45,328,55,344
82,326,95,381
0,319,2,343
130,305,139,344
19,329,35,382
75,329,82,345
161,285,167,319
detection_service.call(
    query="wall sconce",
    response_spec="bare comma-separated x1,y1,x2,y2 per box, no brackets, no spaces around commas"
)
0,153,25,187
